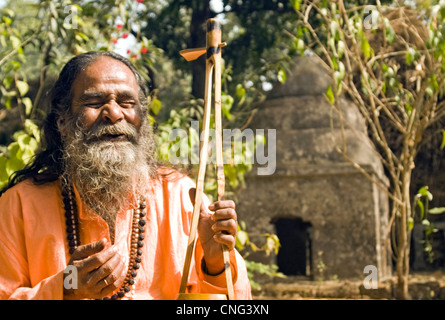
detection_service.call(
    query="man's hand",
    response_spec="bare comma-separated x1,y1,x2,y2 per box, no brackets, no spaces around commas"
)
63,238,127,300
190,188,238,276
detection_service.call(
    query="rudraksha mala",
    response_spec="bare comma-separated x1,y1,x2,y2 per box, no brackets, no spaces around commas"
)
62,179,146,300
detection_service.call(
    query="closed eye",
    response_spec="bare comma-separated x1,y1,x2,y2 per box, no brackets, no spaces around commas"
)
84,102,103,108
118,101,136,108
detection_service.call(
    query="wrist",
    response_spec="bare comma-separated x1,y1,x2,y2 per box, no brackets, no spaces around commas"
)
201,258,225,276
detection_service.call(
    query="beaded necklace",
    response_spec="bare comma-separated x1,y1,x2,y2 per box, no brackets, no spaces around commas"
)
61,180,146,300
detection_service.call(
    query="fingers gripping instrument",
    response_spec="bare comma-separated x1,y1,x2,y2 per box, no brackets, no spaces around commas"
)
177,18,234,301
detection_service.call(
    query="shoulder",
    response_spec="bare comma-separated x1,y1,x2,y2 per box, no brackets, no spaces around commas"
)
1,179,60,199
156,166,195,189
0,179,61,242
0,179,61,211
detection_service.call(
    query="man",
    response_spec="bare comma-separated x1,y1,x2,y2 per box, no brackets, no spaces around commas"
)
0,51,252,300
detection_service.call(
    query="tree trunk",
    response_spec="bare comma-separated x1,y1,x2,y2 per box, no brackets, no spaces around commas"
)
395,170,413,300
189,1,211,99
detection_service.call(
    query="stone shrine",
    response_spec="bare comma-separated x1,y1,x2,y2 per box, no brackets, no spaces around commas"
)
237,56,392,280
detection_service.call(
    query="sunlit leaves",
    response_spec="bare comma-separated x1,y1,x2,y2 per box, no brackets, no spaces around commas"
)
236,221,284,289
383,17,396,44
413,185,445,262
405,47,418,66
360,33,373,60
235,83,246,106
337,40,345,59
294,2,445,278
0,119,40,189
15,79,28,96
293,37,305,56
429,207,445,214
289,0,301,11
221,92,234,120
277,66,287,84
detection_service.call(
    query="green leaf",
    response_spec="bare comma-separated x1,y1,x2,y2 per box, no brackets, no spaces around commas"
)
277,67,286,84
4,96,11,109
408,217,414,230
22,97,32,116
416,199,425,220
50,17,58,33
75,32,89,42
329,38,336,57
417,186,433,201
0,35,7,48
6,142,24,175
384,18,395,44
429,207,445,214
294,38,305,55
2,16,12,26
49,1,58,19
74,44,87,54
426,86,434,97
289,0,301,11
361,37,373,59
3,76,13,89
225,165,238,189
15,80,29,96
24,119,41,144
10,60,21,71
263,233,281,255
326,86,335,104
3,8,15,18
15,131,29,151
406,47,417,66
337,40,345,59
336,61,345,83
330,21,339,40
150,98,162,115
429,75,439,94
235,83,245,99
405,104,412,115
10,35,20,48
236,229,249,250
222,92,234,117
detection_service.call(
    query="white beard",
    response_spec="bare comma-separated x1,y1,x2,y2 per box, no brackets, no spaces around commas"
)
61,117,157,241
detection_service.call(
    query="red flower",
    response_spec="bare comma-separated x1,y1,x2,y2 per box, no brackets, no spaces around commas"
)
127,49,131,54
136,0,144,3
112,38,118,44
122,33,129,39
117,24,123,29
132,54,138,59
141,47,148,54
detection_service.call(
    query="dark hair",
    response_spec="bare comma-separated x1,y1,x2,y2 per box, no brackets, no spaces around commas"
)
0,51,151,196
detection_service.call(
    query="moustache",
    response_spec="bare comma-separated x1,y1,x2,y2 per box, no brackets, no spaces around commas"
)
84,122,139,144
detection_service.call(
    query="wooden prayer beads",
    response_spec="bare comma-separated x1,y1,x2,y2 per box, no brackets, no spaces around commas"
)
62,179,146,300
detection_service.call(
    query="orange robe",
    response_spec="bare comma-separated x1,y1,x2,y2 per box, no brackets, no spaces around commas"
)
0,170,252,300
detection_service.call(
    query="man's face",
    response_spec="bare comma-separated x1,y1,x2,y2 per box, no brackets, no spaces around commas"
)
68,56,143,136
59,56,155,225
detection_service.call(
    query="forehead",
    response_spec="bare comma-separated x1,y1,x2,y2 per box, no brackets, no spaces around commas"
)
71,56,139,97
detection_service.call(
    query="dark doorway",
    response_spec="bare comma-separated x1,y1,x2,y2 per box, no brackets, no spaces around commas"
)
272,217,312,276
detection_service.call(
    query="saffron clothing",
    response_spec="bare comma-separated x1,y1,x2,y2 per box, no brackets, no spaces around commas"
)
0,170,252,300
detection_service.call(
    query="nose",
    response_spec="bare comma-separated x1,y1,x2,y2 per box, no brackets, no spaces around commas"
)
101,100,124,124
